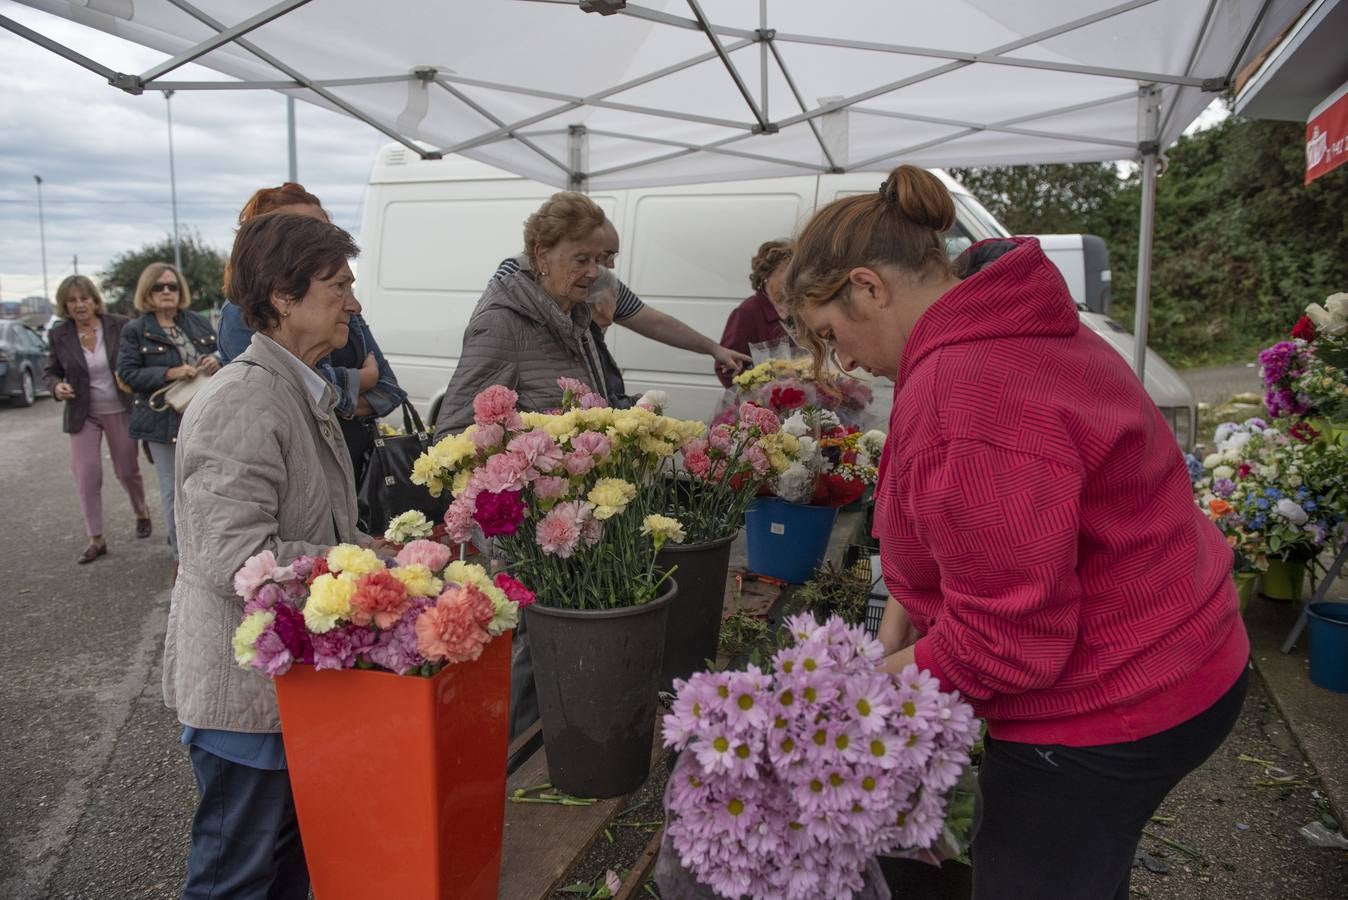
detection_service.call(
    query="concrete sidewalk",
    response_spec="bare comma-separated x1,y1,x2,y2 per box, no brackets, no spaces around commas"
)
1245,571,1348,828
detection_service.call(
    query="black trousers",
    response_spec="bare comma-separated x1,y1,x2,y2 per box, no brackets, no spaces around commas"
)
971,668,1248,900
183,747,309,900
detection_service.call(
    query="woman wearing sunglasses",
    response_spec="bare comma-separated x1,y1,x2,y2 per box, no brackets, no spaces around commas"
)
117,263,221,566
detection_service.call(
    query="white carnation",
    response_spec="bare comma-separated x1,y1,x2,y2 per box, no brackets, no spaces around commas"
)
783,412,809,437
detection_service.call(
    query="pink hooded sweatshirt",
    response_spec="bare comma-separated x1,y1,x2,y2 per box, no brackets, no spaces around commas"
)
875,237,1247,746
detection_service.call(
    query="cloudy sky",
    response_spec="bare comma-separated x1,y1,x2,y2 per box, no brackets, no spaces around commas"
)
0,1,384,303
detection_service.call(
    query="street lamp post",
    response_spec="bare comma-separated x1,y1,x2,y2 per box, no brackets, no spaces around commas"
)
163,90,182,272
33,175,49,301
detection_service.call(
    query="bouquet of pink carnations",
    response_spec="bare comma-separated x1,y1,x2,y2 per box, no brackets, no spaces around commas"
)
230,541,533,677
657,400,801,543
660,613,977,900
411,381,706,610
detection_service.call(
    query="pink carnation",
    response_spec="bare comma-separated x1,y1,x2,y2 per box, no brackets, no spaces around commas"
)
537,501,585,558
415,585,494,664
507,430,564,473
311,623,377,671
571,432,611,460
739,402,780,435
533,475,570,500
471,422,505,452
395,539,451,573
707,427,734,455
478,451,534,493
349,569,412,629
557,376,590,397
472,385,522,429
494,572,537,608
562,450,596,477
580,392,608,409
683,449,711,478
233,550,278,599
743,444,770,477
443,495,478,543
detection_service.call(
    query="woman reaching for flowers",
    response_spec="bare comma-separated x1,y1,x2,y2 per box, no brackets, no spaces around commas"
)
782,165,1249,900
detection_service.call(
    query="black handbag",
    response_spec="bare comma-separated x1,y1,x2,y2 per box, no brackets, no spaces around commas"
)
356,401,448,535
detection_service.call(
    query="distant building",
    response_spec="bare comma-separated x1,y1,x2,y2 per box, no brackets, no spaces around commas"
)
0,296,55,329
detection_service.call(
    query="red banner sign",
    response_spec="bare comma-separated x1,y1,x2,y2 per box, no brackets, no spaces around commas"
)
1306,81,1348,185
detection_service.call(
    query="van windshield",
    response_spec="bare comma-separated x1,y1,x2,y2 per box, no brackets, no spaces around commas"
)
953,193,1010,240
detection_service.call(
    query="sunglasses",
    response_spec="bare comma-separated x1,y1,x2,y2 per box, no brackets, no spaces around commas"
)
150,282,180,294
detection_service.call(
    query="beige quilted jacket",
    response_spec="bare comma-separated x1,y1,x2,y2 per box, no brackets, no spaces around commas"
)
162,333,361,733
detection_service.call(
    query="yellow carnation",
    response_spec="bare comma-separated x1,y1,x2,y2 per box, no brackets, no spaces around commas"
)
641,514,685,545
304,572,357,633
588,477,637,520
232,610,276,667
326,544,383,576
451,469,472,497
575,407,615,431
430,432,476,470
410,454,442,495
391,564,443,598
639,435,677,458
443,560,510,608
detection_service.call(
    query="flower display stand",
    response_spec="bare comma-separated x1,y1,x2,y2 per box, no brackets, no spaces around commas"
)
657,534,736,692
1234,572,1259,615
1261,558,1307,602
525,582,677,798
274,634,511,900
744,498,839,583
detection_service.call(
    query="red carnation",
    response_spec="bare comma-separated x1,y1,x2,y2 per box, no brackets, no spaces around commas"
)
306,556,330,585
769,385,806,411
1290,315,1316,342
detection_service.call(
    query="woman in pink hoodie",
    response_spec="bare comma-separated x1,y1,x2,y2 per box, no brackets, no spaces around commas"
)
783,165,1248,900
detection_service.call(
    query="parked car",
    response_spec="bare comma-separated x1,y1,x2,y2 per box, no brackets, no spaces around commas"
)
0,320,51,407
357,146,1198,449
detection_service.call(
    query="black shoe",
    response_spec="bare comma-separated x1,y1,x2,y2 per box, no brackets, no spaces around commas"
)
136,518,153,539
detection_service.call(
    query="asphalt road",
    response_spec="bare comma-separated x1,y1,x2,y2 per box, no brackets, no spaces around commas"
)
0,399,195,899
1180,362,1263,407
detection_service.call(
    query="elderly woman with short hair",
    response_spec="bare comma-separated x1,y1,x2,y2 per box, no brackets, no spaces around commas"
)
717,239,794,386
164,212,367,898
44,275,151,563
117,262,220,562
433,191,617,437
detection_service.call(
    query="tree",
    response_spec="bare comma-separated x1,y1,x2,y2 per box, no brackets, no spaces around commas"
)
947,162,1125,236
98,232,226,315
1107,115,1348,366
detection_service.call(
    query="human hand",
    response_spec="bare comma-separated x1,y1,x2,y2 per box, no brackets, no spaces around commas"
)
711,345,752,374
54,381,75,401
358,352,379,392
197,355,221,376
167,364,198,381
877,597,920,656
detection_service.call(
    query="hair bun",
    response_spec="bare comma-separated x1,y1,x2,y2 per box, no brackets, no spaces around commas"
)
884,165,956,232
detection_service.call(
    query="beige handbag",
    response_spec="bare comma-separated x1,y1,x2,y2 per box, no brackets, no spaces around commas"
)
148,373,205,413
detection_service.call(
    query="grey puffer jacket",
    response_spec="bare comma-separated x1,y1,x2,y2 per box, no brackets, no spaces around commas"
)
162,333,362,733
433,271,609,439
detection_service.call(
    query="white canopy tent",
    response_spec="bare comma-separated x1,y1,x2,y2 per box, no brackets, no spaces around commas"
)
3,0,1304,378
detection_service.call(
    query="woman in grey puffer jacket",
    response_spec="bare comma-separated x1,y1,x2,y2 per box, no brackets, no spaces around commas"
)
433,191,611,439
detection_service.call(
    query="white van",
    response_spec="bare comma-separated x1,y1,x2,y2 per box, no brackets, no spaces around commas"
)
358,145,1196,449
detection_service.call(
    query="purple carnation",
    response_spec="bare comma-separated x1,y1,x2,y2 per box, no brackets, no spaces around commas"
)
311,623,377,671
242,582,287,616
362,600,430,675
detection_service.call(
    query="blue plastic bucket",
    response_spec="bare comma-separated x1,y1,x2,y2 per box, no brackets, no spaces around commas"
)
744,498,838,583
1306,602,1348,694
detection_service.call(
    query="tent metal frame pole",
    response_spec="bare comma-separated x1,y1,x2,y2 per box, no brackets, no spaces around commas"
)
0,14,122,83
767,39,839,172
1133,84,1162,382
148,74,417,91
1158,0,1222,139
850,105,1136,150
163,0,436,158
137,0,313,86
287,96,298,182
436,38,755,156
588,129,825,180
432,78,574,179
577,129,826,175
759,0,768,123
687,0,771,131
568,125,588,191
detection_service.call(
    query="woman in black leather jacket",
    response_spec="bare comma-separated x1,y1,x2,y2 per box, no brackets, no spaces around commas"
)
117,263,220,561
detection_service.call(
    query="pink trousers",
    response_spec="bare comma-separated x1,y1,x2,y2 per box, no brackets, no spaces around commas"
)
69,410,148,538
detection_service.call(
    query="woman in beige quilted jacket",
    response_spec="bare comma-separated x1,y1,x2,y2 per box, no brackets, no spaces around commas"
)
163,212,367,899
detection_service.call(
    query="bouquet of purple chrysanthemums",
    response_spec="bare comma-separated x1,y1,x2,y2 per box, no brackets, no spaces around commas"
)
660,613,978,900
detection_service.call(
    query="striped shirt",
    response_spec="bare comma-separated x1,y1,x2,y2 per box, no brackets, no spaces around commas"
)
493,256,644,321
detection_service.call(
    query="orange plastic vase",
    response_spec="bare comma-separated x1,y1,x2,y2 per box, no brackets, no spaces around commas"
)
274,633,512,899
